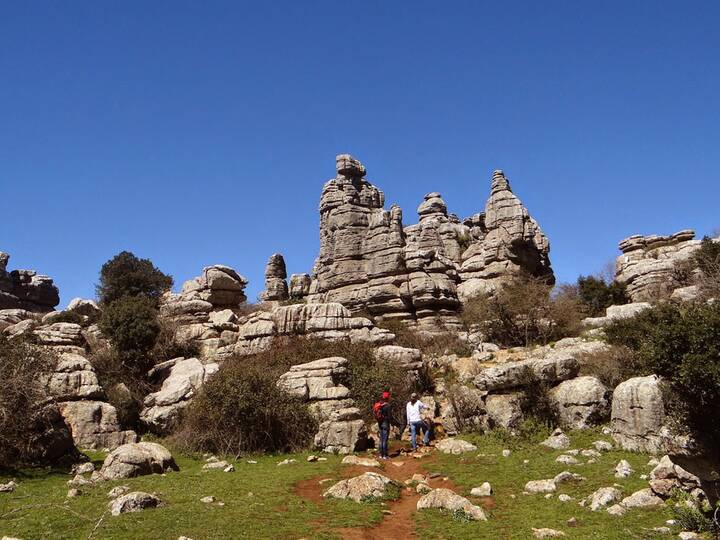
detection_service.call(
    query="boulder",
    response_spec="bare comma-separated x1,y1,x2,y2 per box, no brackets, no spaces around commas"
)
440,385,486,435
140,358,219,433
474,356,579,392
549,376,609,430
323,472,396,503
435,438,478,455
341,455,380,468
66,298,101,318
620,488,664,509
94,442,178,481
485,392,523,430
289,273,312,299
470,482,492,497
259,254,289,302
587,487,622,511
416,488,487,520
540,429,571,450
109,491,161,516
58,401,137,450
314,415,368,455
374,345,423,373
649,455,702,498
611,375,665,453
46,353,104,401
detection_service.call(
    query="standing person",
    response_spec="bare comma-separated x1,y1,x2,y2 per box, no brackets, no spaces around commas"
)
373,391,392,460
406,392,431,451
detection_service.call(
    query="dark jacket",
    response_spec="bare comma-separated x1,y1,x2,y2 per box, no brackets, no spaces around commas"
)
378,401,395,429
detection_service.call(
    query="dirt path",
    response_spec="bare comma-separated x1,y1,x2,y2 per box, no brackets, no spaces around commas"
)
295,443,460,539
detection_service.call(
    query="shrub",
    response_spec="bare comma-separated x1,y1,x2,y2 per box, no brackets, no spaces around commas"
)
376,319,472,357
517,368,558,429
0,335,58,467
151,317,200,362
173,361,317,456
96,250,173,306
671,491,716,533
461,276,584,347
605,302,720,447
98,295,160,374
579,344,643,389
576,275,629,316
693,236,720,300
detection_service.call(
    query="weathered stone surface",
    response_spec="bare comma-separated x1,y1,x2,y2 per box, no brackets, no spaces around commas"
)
0,253,59,312
180,265,248,308
66,298,101,318
109,491,161,516
541,429,571,450
587,487,622,511
532,528,566,538
58,401,137,451
314,414,368,455
289,273,312,299
616,230,703,302
28,403,79,464
435,438,477,454
374,345,423,373
46,353,104,401
440,385,486,435
582,302,652,329
94,442,178,481
611,375,665,453
416,488,487,520
620,488,663,508
485,392,523,430
549,376,610,430
140,358,219,434
33,322,85,348
525,479,557,494
341,455,380,468
474,356,579,392
470,482,493,497
323,472,395,502
649,455,702,498
260,254,289,302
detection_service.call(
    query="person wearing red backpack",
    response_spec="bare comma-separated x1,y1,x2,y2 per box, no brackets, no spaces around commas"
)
373,391,392,460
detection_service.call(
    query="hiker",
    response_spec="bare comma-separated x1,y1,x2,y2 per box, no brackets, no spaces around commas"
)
406,392,431,451
373,391,393,460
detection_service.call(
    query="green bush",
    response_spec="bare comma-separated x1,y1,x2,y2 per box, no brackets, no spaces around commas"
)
173,361,317,455
694,236,720,275
576,275,629,316
0,335,62,467
98,295,160,374
605,302,720,446
517,368,558,429
461,276,584,347
96,250,173,306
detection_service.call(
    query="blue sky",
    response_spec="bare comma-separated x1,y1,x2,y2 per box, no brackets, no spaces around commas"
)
1,1,718,306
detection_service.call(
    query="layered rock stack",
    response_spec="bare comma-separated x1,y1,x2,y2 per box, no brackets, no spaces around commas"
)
306,155,554,330
0,251,59,312
277,357,368,454
615,229,701,302
259,253,289,302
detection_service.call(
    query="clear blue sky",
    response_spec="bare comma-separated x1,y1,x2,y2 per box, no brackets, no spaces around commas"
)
1,1,718,307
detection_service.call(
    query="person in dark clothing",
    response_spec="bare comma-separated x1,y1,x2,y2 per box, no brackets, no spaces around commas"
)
377,391,392,459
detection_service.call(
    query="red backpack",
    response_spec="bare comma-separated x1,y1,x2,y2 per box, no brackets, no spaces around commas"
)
372,401,385,423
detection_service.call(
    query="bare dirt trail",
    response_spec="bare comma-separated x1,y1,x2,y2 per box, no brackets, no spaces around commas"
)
294,443,461,540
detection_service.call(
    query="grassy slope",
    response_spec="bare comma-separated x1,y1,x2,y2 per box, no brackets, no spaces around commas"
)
0,429,695,539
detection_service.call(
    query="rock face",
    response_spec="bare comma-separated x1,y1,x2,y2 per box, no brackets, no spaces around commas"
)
474,356,579,392
615,229,702,302
289,273,312,300
94,442,178,481
46,353,104,401
0,252,59,312
259,254,289,302
649,455,703,499
307,155,553,330
277,357,368,454
582,302,652,329
140,357,219,434
57,401,137,450
611,375,665,453
549,376,610,430
416,488,487,521
323,472,396,502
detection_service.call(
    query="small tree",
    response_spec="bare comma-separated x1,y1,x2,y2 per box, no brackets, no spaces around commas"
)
96,251,173,306
98,295,160,374
693,236,720,300
576,275,629,316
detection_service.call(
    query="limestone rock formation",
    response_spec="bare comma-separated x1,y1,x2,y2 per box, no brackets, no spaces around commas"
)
549,376,610,430
323,472,396,502
307,155,553,330
473,356,579,392
615,229,702,302
259,254,289,302
58,401,137,451
0,252,59,312
180,265,248,308
458,170,553,299
289,273,312,300
46,353,104,401
277,357,367,453
611,375,665,453
416,488,487,520
109,491,161,516
140,357,219,434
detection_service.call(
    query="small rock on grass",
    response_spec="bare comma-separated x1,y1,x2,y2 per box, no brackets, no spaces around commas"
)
532,528,566,538
342,455,380,468
307,455,318,462
525,479,556,494
67,488,81,498
556,455,580,465
606,504,626,516
587,487,622,511
200,496,215,504
558,494,572,502
0,481,18,493
614,460,634,478
502,449,512,457
679,533,700,540
540,429,570,450
470,482,492,497
109,491,161,516
107,486,130,498
417,488,487,521
592,440,613,452
277,459,297,466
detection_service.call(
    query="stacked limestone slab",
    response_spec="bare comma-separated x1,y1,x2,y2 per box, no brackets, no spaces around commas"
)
0,251,59,312
259,253,289,302
306,155,554,331
277,357,367,454
615,229,701,302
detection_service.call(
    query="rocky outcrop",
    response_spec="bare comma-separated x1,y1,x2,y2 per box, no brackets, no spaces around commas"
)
140,357,219,434
46,353,104,401
649,455,704,499
373,345,423,378
610,375,665,453
416,488,487,520
582,302,651,329
93,442,178,481
615,230,701,302
277,357,367,454
58,401,137,451
289,273,312,300
323,472,396,502
259,254,289,302
0,252,59,312
307,155,553,331
458,170,553,299
473,356,579,392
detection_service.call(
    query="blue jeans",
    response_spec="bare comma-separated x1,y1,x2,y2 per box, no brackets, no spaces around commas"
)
379,425,390,457
410,420,430,449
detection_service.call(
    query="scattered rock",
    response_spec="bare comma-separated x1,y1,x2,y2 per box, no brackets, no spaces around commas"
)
558,494,572,502
592,440,613,452
587,487,623,511
277,459,297,466
606,504,626,516
435,438,477,455
541,429,570,450
614,459,634,478
109,491,161,516
621,488,664,509
200,496,216,504
470,482,492,497
525,479,556,494
341,455,380,468
556,455,580,465
416,488,487,521
323,472,396,503
0,481,18,493
67,488,81,498
94,442,178,481
532,528,566,538
107,486,130,498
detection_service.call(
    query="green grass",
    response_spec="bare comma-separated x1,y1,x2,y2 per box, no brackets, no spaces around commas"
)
0,450,384,540
415,427,680,539
0,429,702,539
